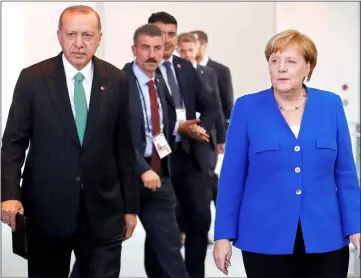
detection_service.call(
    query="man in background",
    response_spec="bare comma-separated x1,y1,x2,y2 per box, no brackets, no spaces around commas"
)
122,23,207,278
177,32,226,244
1,5,138,277
191,30,234,130
147,11,218,278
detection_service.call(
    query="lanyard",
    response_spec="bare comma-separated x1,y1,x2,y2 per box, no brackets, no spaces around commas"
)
135,79,152,133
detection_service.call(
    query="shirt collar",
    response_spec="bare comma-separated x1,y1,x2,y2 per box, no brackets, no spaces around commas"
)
199,56,209,67
160,55,174,67
62,54,93,82
133,61,155,85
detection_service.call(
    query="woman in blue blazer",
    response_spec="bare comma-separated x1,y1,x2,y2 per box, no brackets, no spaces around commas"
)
213,29,360,277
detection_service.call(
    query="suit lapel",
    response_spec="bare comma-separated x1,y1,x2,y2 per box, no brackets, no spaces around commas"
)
46,53,81,148
82,57,109,147
128,68,146,133
172,56,187,99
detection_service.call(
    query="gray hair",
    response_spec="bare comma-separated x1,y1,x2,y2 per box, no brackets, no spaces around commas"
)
133,24,163,45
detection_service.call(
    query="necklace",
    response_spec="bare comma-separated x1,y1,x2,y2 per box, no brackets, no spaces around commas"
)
278,91,308,112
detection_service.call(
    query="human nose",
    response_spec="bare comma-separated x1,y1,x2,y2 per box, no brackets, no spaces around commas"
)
74,35,84,48
278,60,287,72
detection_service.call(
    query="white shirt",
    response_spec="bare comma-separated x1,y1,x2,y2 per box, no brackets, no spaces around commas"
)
62,54,94,117
290,125,300,139
132,62,164,157
199,56,209,67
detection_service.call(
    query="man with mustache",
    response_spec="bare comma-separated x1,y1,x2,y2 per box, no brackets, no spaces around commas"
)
1,5,138,278
122,23,210,278
146,12,218,278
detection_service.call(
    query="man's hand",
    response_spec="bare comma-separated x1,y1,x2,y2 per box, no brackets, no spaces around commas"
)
141,170,161,191
178,119,210,142
217,144,225,154
1,200,24,231
123,214,137,241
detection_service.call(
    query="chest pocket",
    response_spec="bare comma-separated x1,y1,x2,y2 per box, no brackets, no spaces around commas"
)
316,138,338,151
252,140,280,154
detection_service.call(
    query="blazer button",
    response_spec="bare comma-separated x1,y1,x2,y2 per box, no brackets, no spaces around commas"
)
76,176,81,181
294,167,301,173
294,146,300,152
296,189,302,195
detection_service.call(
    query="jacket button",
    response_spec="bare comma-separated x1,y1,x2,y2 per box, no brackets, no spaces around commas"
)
294,167,301,173
296,189,302,195
294,146,300,152
76,176,81,181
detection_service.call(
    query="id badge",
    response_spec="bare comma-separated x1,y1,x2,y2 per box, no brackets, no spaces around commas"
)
153,132,172,159
176,108,186,122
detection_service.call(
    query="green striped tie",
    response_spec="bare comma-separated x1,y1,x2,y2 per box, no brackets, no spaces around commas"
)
74,72,88,145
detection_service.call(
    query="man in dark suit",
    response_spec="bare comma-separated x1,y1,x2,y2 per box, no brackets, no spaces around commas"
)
122,23,208,278
191,30,234,130
177,32,226,243
1,6,139,278
146,12,218,278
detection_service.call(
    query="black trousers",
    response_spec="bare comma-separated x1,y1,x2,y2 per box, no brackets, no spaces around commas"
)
242,220,350,277
146,147,212,278
28,193,122,278
141,175,188,278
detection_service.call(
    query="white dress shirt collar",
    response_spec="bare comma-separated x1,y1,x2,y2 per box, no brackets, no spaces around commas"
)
199,55,209,67
62,54,94,83
160,55,174,67
133,62,155,85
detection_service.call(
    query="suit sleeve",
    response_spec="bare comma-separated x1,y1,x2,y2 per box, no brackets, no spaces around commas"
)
135,149,151,176
212,72,226,143
193,69,217,133
218,66,234,120
214,97,248,241
1,69,32,202
334,95,360,236
115,74,139,214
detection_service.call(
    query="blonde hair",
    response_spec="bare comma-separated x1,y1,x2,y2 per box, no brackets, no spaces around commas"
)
178,32,197,45
264,29,317,81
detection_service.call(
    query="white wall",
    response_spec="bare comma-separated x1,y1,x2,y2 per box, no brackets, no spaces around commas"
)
275,2,360,124
100,2,276,97
1,2,98,133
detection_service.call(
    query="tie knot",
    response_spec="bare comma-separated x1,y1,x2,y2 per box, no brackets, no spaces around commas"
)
163,61,172,69
148,80,155,87
74,72,84,82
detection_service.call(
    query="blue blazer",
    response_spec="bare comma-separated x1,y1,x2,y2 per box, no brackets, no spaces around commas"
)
214,86,360,254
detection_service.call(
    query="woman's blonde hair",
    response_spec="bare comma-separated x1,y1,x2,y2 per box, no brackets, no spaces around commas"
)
264,30,318,81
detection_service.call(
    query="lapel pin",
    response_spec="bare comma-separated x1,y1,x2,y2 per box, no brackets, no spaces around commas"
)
177,64,181,68
100,86,106,91
156,78,160,83
201,70,204,74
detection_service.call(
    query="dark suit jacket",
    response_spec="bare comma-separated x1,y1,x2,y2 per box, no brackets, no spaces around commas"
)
157,55,218,175
206,58,234,120
1,53,139,239
122,62,176,177
196,64,226,146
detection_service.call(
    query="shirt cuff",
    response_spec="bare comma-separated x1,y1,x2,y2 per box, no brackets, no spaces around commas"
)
173,122,179,136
